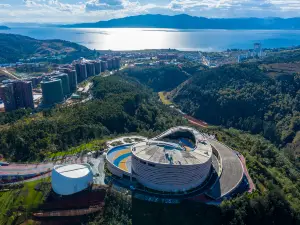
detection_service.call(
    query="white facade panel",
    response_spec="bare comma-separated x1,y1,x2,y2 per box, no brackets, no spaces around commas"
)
131,154,212,192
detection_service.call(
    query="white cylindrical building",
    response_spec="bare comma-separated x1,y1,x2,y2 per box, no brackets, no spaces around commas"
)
131,127,213,192
52,164,93,195
131,142,212,192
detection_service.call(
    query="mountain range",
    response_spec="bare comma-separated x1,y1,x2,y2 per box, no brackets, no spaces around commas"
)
62,14,300,30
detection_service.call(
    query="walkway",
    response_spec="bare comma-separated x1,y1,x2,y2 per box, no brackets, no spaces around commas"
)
205,139,244,199
106,135,147,149
184,115,209,128
235,152,256,192
33,203,104,217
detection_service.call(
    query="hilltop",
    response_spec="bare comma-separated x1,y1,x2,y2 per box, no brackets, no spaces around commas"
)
62,14,300,30
0,33,96,63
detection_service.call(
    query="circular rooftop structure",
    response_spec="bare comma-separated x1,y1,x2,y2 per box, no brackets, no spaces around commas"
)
131,127,212,192
106,127,213,192
52,164,93,195
106,144,133,177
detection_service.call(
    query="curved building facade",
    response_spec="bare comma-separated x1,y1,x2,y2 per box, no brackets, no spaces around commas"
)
66,70,78,92
106,127,213,192
52,164,93,195
131,143,212,192
94,61,101,75
52,73,70,96
41,78,64,105
86,63,96,77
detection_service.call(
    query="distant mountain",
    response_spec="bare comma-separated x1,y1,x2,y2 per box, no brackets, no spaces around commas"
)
62,14,300,30
0,26,10,30
0,33,95,63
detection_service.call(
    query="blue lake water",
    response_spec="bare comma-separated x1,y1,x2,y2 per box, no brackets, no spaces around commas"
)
1,27,300,51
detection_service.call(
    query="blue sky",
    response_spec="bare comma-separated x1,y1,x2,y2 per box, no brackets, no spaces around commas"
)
0,0,300,23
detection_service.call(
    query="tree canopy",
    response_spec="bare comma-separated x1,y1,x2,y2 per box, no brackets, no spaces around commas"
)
0,75,185,162
117,65,190,92
171,63,300,167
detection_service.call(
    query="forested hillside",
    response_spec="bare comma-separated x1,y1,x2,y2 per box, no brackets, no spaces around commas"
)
117,65,190,92
0,75,185,162
0,34,97,63
0,65,300,224
171,63,300,166
264,48,300,63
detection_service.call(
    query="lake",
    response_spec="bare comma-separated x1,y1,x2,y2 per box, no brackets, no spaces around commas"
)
1,27,300,51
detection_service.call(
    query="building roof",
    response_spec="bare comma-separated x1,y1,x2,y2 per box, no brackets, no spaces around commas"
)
54,164,91,178
41,78,61,84
131,127,212,166
132,141,211,165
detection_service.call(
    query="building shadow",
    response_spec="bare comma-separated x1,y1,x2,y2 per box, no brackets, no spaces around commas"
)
132,197,221,225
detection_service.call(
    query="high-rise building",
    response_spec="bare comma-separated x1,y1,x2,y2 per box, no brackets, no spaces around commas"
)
75,63,81,80
115,57,121,69
21,81,34,109
86,62,96,77
14,81,25,108
112,58,117,69
0,83,16,112
75,63,87,82
28,77,38,88
65,69,77,92
107,59,113,71
79,64,87,81
94,61,101,75
0,80,34,111
41,78,64,105
52,73,70,96
101,61,107,72
254,43,262,57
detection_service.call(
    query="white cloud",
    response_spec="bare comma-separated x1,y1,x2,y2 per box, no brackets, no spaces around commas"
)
0,4,10,8
85,0,126,11
165,0,282,17
0,0,300,23
22,0,84,13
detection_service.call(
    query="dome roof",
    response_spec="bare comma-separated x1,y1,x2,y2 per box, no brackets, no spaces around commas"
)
54,164,90,178
52,164,93,195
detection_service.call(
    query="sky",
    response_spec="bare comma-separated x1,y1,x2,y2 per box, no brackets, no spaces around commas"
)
0,0,300,23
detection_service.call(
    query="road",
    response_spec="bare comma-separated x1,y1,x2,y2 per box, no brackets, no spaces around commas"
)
206,139,244,199
0,153,103,185
0,68,21,80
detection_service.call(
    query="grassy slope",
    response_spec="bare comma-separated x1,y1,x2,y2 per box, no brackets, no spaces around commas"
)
0,178,50,225
158,92,173,105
